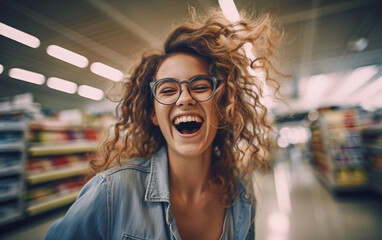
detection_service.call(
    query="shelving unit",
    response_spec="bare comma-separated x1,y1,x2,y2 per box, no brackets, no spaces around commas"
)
27,162,88,185
25,120,99,217
0,111,28,226
360,109,382,195
27,191,80,216
309,108,369,193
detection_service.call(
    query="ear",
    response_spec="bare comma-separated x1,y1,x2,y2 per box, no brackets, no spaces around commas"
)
150,110,159,126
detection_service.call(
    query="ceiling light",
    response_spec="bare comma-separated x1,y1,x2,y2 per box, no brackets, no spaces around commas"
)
303,74,329,107
0,64,3,74
46,45,89,68
78,85,104,101
349,38,368,52
0,22,40,48
218,0,240,22
353,75,382,102
361,92,382,112
9,68,45,85
90,62,123,82
334,65,378,101
47,77,77,94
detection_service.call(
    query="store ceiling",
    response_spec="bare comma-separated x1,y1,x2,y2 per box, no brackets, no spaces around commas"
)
0,0,381,113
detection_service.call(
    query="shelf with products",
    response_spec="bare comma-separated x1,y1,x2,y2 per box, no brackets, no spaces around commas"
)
360,110,382,195
26,176,84,216
309,107,369,192
24,117,102,217
0,110,28,227
28,141,98,157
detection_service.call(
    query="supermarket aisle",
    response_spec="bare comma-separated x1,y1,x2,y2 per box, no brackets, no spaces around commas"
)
254,156,382,240
2,158,382,240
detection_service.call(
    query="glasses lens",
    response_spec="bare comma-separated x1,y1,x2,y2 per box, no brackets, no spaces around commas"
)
189,77,215,102
154,79,180,104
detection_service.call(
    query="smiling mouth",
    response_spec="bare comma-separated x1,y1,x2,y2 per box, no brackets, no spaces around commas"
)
173,116,203,135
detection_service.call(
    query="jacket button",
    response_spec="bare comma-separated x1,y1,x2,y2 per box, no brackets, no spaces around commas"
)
245,193,251,199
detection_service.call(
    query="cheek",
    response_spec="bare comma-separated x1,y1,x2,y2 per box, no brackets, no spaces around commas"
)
153,103,171,126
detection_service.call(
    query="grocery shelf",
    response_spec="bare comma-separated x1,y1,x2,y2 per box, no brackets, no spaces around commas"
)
0,165,23,177
362,128,382,135
0,191,21,202
363,145,382,153
27,191,79,216
27,162,88,184
28,141,98,156
0,121,26,131
29,120,101,131
0,211,23,226
0,142,24,152
314,168,368,192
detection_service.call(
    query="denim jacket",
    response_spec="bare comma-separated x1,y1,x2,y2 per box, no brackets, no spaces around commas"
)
44,146,255,240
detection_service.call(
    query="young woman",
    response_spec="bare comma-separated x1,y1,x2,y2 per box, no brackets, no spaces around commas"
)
45,8,282,240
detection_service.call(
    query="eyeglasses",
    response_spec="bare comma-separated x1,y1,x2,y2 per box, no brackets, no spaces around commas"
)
150,75,218,105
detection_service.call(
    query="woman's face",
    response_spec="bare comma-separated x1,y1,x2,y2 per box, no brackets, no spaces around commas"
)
150,53,219,159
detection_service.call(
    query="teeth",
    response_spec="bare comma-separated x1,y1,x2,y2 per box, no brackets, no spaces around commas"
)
174,115,202,125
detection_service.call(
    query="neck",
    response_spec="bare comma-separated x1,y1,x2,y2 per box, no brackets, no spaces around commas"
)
168,147,213,201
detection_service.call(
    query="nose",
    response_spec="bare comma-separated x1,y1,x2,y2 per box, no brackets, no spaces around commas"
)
176,83,196,106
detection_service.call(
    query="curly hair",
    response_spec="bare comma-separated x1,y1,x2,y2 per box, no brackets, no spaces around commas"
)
89,8,283,206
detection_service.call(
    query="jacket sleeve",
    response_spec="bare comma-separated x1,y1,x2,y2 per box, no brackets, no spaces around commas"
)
44,174,109,240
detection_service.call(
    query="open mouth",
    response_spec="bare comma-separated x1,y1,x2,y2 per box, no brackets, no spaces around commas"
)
173,116,203,135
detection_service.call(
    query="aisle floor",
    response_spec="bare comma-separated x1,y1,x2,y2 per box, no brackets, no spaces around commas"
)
1,159,381,240
254,160,382,240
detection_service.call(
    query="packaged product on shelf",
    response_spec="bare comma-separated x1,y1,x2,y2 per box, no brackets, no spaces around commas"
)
0,152,22,169
0,176,20,196
0,131,24,144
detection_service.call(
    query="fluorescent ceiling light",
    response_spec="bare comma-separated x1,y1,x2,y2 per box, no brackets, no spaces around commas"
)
9,68,45,85
46,45,89,68
334,65,378,100
361,92,382,112
303,74,329,107
0,64,3,74
90,62,123,82
218,0,240,22
353,75,382,102
78,85,104,101
0,22,40,48
47,77,77,94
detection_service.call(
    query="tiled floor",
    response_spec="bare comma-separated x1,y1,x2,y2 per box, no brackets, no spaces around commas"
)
1,158,382,240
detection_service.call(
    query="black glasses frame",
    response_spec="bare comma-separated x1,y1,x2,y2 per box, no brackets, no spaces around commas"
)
150,75,218,105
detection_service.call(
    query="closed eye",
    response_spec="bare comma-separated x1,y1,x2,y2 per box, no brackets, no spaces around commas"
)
159,88,178,95
191,85,211,92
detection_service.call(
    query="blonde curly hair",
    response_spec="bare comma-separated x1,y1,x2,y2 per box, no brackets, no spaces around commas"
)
89,8,283,206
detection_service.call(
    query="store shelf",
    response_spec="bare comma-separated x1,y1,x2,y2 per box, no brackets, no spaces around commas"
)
0,165,23,177
0,121,26,131
0,211,23,226
363,145,382,154
27,162,88,184
362,128,382,135
27,191,79,216
0,191,21,202
29,120,100,131
28,141,98,156
0,142,24,152
314,168,368,192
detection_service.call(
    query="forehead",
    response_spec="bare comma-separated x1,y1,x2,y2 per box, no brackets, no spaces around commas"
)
156,53,209,80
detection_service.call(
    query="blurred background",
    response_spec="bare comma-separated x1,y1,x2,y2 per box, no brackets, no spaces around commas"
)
0,0,381,239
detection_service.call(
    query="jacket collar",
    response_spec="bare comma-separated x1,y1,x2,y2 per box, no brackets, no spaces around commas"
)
144,146,253,206
145,146,171,202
